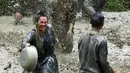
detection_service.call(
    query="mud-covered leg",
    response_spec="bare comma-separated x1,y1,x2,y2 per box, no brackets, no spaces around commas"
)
14,19,19,25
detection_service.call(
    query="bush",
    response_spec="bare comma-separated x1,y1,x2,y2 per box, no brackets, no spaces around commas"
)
0,0,13,16
0,0,130,16
104,0,130,12
0,0,30,16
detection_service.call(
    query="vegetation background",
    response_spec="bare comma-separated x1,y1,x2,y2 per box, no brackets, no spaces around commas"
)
0,0,130,16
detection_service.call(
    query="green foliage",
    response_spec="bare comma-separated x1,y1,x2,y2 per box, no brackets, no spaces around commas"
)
0,0,30,16
0,0,13,16
0,0,130,15
104,0,130,12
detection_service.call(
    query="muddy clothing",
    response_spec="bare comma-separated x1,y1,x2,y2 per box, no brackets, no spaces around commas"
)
78,0,106,17
21,25,59,73
52,0,77,53
78,30,113,73
21,25,55,59
23,55,59,73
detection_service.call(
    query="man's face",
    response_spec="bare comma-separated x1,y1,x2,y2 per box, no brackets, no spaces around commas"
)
37,16,48,32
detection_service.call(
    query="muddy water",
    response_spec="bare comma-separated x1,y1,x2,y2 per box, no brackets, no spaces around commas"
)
0,11,130,73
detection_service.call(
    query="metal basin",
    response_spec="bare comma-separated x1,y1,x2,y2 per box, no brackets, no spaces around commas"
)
19,46,38,72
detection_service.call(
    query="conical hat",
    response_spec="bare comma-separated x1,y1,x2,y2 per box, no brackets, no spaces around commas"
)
19,46,38,72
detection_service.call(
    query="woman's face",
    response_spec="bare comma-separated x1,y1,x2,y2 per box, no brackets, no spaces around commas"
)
37,16,48,32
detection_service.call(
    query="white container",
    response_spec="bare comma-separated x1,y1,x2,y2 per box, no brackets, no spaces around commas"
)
19,45,38,72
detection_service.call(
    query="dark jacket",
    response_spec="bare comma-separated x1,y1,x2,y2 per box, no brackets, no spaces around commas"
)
21,25,55,60
78,30,113,73
21,25,59,73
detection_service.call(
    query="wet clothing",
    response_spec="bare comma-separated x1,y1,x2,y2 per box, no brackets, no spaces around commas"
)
21,25,59,73
21,25,55,58
78,0,106,17
23,55,59,73
78,30,113,73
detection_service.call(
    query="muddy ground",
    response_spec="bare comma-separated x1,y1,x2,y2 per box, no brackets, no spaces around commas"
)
0,11,130,73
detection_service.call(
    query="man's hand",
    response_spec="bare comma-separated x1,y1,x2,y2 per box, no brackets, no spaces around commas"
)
18,49,22,52
18,43,30,53
67,23,73,39
25,43,30,47
112,69,115,73
67,29,72,39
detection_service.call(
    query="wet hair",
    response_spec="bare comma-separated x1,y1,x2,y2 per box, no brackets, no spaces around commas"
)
35,10,48,23
90,12,104,28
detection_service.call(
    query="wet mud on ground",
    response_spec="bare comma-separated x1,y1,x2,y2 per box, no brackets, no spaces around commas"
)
0,11,130,73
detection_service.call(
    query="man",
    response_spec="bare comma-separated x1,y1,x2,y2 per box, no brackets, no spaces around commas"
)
78,0,106,18
14,3,24,25
52,0,78,53
20,12,59,73
78,12,115,73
